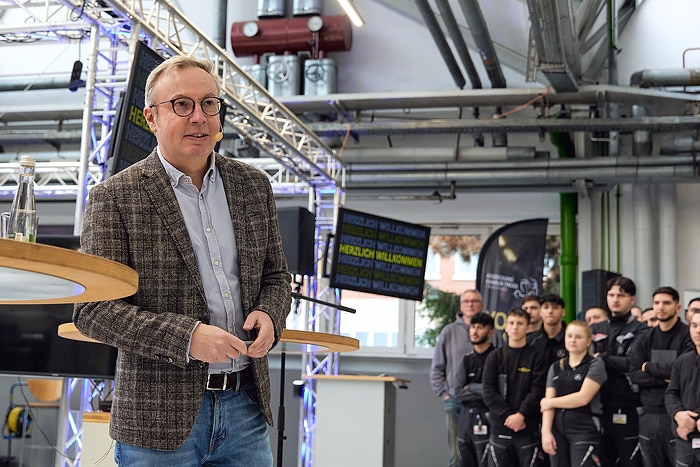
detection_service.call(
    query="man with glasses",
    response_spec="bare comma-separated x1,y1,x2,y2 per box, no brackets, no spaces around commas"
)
74,56,291,466
590,276,648,467
431,289,484,467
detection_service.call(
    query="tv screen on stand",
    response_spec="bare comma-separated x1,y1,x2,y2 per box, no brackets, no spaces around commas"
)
0,303,117,379
0,234,117,379
329,208,431,301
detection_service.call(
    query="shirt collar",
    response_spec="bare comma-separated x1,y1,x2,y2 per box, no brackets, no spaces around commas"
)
157,147,217,187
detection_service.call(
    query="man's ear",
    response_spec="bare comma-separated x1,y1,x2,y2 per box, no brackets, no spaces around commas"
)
144,107,157,133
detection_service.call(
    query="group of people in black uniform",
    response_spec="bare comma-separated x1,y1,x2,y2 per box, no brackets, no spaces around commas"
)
437,276,700,467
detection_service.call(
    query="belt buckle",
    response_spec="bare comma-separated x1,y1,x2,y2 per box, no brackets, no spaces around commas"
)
206,373,228,391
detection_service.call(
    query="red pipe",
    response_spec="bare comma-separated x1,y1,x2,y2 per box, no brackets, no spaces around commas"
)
231,15,352,57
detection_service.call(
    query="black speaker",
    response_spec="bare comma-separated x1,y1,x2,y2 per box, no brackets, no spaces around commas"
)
277,207,316,276
581,269,620,313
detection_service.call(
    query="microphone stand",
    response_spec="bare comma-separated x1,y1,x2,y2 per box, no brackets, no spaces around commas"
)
275,291,356,467
290,291,357,314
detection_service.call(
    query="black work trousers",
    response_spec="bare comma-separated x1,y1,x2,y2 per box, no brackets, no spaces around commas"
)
638,409,675,467
550,409,602,467
675,435,700,467
485,427,542,467
599,407,642,467
457,407,490,467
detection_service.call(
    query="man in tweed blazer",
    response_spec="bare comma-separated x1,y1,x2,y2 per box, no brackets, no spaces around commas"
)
74,56,291,466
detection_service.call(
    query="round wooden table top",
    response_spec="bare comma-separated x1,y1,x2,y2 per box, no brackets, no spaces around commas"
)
274,329,360,354
58,323,360,354
0,238,138,304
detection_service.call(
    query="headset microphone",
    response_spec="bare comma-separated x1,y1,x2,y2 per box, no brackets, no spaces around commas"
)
214,127,224,142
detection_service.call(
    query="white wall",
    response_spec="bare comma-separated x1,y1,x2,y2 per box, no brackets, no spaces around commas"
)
616,0,700,84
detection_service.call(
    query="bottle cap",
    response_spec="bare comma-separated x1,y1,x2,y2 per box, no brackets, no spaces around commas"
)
19,155,36,167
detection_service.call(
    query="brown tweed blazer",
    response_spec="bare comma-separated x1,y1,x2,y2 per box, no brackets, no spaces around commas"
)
74,151,291,450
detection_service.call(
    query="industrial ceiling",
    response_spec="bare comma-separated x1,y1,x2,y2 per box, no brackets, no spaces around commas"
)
0,0,699,199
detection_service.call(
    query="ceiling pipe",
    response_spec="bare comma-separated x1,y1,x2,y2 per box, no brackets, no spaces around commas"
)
345,154,696,172
212,0,227,49
660,135,700,154
0,78,76,92
349,181,457,201
414,0,466,89
631,105,652,156
338,146,542,163
456,0,506,89
344,154,699,188
630,69,700,88
432,0,482,89
280,85,700,113
310,115,700,136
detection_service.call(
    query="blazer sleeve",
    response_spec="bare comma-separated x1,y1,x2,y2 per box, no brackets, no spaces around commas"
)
73,172,200,368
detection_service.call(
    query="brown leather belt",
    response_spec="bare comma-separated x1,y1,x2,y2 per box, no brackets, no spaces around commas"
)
205,367,254,391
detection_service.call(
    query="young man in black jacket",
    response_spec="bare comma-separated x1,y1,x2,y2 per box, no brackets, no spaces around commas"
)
665,308,700,466
630,286,693,467
591,276,648,467
483,308,546,467
528,294,567,369
454,312,496,467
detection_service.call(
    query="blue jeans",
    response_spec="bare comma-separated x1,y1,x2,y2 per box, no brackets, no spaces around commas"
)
444,397,461,467
114,381,272,467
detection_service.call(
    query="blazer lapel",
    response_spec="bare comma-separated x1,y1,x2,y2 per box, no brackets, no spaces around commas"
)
140,152,206,300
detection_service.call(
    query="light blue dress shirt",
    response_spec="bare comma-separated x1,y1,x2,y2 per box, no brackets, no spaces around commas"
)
158,150,248,372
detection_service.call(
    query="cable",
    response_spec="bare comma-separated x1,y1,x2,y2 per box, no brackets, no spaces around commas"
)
6,406,28,436
15,377,76,463
490,86,553,120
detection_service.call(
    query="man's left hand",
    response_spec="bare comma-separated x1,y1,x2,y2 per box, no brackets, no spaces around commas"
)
243,310,275,358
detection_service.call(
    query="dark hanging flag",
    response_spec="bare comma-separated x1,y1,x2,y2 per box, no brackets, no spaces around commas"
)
476,218,548,316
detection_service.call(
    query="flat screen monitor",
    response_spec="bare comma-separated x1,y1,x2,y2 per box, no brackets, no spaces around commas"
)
0,303,117,379
0,234,117,379
329,208,431,301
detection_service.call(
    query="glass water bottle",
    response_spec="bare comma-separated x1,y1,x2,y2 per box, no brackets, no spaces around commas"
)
7,155,37,242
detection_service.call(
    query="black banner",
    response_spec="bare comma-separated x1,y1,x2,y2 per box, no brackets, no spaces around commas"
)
476,218,548,317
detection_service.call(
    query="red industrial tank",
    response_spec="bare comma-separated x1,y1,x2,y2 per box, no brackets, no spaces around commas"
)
231,15,352,57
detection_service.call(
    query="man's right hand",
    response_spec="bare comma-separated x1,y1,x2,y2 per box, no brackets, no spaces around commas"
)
189,323,249,363
674,410,699,441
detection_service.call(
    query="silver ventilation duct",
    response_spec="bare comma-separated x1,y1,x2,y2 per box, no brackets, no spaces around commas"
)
525,0,579,92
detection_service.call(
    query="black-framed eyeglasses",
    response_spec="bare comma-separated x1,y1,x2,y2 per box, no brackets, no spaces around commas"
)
150,97,223,117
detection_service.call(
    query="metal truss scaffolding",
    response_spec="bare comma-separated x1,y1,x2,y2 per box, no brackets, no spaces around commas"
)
2,1,344,466
299,187,345,467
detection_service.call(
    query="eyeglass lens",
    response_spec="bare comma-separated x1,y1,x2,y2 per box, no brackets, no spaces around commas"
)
172,97,221,117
